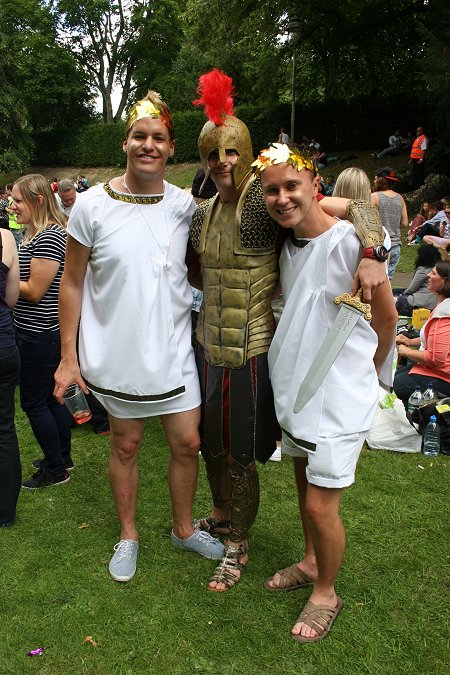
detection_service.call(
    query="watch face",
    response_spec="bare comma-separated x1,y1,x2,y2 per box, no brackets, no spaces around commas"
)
375,246,388,261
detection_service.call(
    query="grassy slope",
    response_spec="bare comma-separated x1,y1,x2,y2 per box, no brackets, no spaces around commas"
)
0,150,411,193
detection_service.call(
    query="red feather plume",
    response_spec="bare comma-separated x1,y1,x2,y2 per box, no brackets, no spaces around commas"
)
193,68,235,125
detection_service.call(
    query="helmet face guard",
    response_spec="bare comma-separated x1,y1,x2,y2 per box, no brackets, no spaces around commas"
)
198,116,253,191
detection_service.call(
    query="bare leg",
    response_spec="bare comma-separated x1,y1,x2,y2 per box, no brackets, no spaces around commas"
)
161,407,201,540
292,484,344,640
108,416,145,542
266,457,318,590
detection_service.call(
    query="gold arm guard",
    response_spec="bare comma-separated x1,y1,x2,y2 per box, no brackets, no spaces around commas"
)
345,199,384,248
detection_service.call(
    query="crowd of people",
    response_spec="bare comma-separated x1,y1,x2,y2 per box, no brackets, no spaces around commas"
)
0,71,447,645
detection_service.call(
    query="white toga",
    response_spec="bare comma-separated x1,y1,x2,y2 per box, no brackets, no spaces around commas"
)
67,181,200,417
268,220,383,449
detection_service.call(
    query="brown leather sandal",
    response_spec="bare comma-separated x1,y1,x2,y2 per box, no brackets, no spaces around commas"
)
208,544,247,592
265,563,314,592
192,515,231,536
292,597,343,643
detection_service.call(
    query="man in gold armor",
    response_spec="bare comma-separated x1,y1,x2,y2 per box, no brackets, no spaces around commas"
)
190,70,388,591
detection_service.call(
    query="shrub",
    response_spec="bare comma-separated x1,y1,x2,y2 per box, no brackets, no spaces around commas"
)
425,144,450,178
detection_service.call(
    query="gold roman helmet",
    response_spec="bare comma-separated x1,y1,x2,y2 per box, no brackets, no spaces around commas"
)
194,69,253,191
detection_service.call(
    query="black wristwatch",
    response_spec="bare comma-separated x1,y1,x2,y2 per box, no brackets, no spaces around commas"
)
362,245,389,262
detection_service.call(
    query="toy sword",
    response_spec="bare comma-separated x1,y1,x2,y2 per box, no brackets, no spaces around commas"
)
293,289,372,413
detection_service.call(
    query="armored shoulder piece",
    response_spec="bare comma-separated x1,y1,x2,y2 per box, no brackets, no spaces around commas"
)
190,197,214,249
240,178,279,249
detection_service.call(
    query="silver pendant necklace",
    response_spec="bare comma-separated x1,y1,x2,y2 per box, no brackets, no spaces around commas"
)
122,176,171,270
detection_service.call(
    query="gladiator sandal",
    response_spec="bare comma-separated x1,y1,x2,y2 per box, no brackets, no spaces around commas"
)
192,515,231,536
209,543,248,592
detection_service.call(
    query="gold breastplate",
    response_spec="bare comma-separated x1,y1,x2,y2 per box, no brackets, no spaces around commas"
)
191,177,279,368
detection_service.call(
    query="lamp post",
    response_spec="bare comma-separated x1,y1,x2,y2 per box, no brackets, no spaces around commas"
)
286,15,301,144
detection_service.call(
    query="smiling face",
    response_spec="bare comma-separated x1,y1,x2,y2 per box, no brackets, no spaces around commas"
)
123,117,175,190
11,185,33,225
260,163,321,236
428,266,447,295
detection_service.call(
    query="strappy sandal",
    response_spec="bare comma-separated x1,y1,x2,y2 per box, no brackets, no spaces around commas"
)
292,597,343,643
192,515,231,536
265,563,314,592
208,544,247,592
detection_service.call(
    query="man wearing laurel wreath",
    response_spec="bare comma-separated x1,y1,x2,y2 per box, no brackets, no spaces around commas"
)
54,91,225,583
255,144,396,642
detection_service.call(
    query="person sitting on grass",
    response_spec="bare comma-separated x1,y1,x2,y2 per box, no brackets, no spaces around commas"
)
406,201,429,244
394,261,450,409
422,203,450,261
414,200,446,241
254,143,397,643
395,244,441,316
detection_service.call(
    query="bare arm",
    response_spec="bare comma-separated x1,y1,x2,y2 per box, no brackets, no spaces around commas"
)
321,197,387,301
396,334,421,348
19,258,60,303
400,197,408,229
53,235,91,402
398,318,450,368
319,196,349,219
1,230,19,307
370,279,397,374
397,344,428,365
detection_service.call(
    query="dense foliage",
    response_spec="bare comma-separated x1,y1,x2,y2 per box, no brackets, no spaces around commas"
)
1,0,448,171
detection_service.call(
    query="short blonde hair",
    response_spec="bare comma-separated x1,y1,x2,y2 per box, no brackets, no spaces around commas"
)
14,174,67,243
333,167,371,201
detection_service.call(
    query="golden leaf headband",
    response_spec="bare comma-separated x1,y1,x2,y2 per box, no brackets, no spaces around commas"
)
252,143,317,175
125,97,172,135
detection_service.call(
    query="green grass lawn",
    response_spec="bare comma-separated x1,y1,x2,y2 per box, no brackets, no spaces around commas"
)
2,158,447,673
2,398,449,675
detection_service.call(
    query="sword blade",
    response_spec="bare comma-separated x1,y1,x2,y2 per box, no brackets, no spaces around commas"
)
293,305,362,413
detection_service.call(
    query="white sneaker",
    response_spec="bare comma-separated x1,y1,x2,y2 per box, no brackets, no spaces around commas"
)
109,539,139,582
269,447,282,462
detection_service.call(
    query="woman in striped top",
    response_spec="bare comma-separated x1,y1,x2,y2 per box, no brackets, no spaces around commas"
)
11,174,72,489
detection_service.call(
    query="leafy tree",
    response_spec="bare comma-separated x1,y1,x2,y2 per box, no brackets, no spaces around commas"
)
417,0,450,143
0,4,33,171
178,0,430,107
2,0,92,133
56,0,184,123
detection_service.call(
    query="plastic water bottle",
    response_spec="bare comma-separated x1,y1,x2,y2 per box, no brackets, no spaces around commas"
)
423,382,435,401
423,415,440,457
408,386,423,415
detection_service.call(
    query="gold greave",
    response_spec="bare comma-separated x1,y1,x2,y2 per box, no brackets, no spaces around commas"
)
228,462,260,543
201,444,230,509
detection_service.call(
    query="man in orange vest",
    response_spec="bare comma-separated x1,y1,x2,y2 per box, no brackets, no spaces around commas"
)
409,126,429,188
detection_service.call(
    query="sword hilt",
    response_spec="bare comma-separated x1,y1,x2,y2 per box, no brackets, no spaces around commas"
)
333,288,372,321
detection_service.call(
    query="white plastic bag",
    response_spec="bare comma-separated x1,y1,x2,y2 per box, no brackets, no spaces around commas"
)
366,398,422,453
